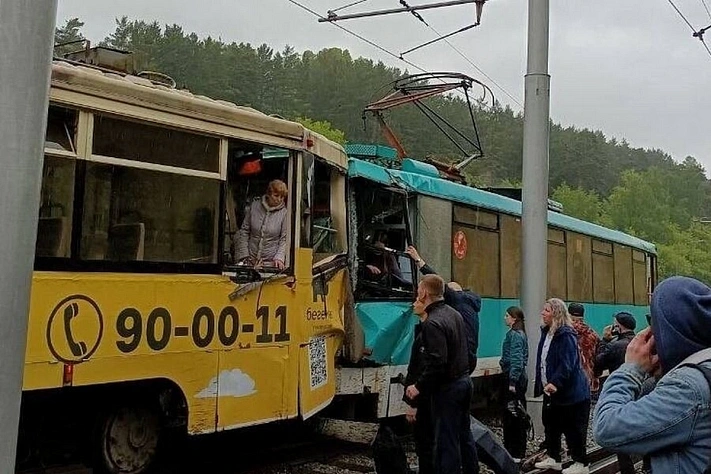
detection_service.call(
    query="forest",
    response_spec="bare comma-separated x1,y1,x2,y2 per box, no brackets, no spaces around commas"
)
55,17,711,283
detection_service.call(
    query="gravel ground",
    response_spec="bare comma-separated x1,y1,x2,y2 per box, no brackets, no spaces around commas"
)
247,394,650,474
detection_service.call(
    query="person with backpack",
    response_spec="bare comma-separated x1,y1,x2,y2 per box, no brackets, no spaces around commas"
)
499,306,529,462
593,312,637,474
593,276,711,473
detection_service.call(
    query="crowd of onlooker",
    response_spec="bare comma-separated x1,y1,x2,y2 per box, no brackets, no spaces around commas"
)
399,245,711,474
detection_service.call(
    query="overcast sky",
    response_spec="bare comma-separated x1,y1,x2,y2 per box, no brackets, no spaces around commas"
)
57,0,711,172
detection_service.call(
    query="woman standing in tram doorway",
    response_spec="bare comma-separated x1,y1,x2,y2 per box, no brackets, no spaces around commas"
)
499,306,528,463
237,179,288,269
534,298,591,474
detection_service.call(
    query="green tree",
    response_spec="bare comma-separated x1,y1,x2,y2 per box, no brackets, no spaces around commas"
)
551,183,607,225
295,117,347,145
605,168,675,243
54,18,85,56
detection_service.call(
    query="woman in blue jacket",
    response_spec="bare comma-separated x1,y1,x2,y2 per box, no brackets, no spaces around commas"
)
500,306,528,461
534,298,591,474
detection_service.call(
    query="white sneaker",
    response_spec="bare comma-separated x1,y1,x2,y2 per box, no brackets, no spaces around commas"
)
562,462,589,474
534,456,563,470
512,457,521,463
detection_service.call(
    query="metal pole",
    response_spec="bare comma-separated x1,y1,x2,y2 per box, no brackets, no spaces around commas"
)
0,1,58,471
320,0,481,22
520,0,550,433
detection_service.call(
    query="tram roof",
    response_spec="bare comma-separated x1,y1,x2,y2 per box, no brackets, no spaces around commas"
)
349,158,657,254
48,59,347,171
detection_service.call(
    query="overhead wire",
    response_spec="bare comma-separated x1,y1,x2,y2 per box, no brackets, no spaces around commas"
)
666,0,711,59
667,0,698,32
702,0,711,21
423,23,523,107
330,0,372,14
285,0,495,106
285,0,432,75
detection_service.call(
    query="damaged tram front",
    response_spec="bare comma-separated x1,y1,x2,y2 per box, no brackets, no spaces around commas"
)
335,144,657,421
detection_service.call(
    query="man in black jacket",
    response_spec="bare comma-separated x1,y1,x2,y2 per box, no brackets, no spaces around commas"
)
593,311,637,474
403,297,434,474
405,246,481,372
594,311,637,377
405,274,479,474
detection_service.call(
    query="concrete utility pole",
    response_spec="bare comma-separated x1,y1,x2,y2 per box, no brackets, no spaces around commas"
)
520,0,551,431
0,1,58,471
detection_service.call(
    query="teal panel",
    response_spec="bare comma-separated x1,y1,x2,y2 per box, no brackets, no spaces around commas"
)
477,299,520,358
345,143,398,161
348,158,657,254
476,299,650,359
356,301,417,366
356,298,650,368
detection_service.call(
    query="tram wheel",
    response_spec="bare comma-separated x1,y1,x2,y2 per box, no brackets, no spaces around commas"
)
96,403,161,474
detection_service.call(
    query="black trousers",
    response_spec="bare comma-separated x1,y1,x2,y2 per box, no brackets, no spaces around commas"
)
617,453,636,474
413,399,435,474
502,380,528,459
432,376,479,474
542,396,590,465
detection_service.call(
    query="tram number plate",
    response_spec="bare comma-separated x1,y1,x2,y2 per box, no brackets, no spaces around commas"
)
115,305,290,353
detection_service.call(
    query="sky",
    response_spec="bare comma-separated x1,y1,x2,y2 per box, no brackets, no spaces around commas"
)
56,0,711,172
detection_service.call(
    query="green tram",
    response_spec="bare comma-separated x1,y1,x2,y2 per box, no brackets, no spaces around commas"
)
336,144,657,417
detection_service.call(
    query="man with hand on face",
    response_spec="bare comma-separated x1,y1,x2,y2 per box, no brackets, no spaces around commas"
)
593,276,711,473
405,274,479,474
595,312,637,378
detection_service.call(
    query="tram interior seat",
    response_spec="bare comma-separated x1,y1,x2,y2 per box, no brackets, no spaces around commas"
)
36,216,70,258
107,223,145,261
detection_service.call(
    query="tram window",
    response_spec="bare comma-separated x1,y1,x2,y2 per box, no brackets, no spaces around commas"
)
633,251,648,305
35,156,75,258
92,115,220,173
453,205,498,230
224,142,292,271
566,232,592,302
547,234,567,299
453,225,500,298
548,228,565,245
592,239,615,303
614,244,634,304
311,160,346,263
80,163,220,264
500,214,521,298
353,182,415,299
45,106,78,153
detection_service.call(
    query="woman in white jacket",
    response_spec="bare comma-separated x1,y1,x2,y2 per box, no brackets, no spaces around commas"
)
237,179,288,269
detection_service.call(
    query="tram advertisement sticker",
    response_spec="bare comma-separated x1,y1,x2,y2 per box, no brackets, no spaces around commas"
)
453,230,467,260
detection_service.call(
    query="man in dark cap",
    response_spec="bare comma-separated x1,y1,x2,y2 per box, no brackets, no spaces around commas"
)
595,312,637,377
568,302,601,393
593,276,711,473
593,312,637,474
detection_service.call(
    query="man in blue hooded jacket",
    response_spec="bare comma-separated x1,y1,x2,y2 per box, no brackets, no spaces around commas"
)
406,246,481,372
593,276,711,473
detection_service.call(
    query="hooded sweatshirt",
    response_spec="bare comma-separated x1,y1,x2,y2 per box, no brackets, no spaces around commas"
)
651,275,711,372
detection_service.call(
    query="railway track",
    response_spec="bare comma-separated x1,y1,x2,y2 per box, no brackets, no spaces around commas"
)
16,419,638,474
523,446,642,474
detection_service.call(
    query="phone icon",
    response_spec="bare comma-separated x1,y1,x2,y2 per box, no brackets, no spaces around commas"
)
63,302,87,358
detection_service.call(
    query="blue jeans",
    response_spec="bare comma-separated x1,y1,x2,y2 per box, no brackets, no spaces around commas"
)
432,376,479,474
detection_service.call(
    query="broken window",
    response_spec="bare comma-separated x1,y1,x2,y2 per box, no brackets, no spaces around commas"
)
352,179,416,299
